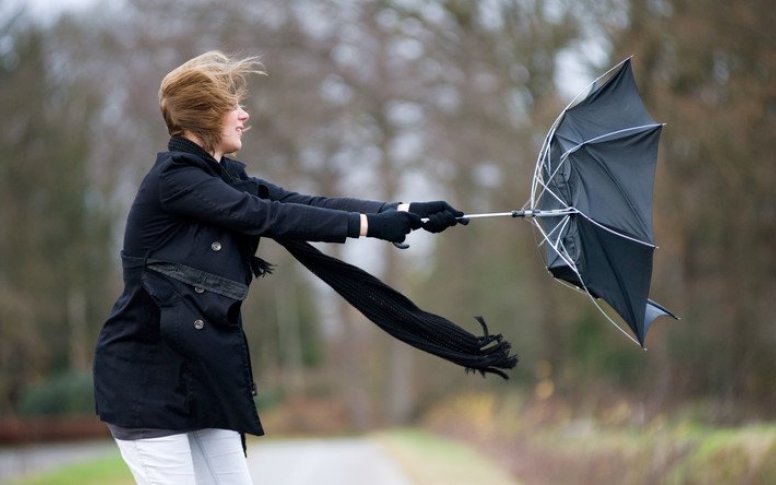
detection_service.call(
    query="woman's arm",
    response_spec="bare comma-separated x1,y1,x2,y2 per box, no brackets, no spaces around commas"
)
158,155,418,243
252,178,394,214
159,156,360,242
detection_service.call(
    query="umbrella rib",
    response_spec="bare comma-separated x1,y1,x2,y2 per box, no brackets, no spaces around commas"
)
534,180,569,210
532,117,565,207
584,290,642,347
576,211,655,248
561,124,662,160
530,191,650,347
530,163,572,211
532,217,580,275
533,124,660,215
565,57,633,112
538,217,642,347
535,214,572,250
530,57,633,208
530,217,576,281
531,143,552,207
541,124,661,246
530,217,558,251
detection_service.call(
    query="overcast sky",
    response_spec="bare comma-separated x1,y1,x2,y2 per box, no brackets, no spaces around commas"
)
3,0,101,24
3,0,602,99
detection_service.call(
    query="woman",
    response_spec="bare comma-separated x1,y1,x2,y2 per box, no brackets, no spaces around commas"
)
93,51,463,484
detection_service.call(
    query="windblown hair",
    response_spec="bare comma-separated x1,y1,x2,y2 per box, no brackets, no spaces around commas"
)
159,51,264,153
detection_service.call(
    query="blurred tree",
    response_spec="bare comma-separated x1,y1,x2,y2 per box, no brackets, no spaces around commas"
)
0,13,113,414
608,0,776,415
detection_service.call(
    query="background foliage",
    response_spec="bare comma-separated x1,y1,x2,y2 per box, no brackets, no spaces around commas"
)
0,0,773,424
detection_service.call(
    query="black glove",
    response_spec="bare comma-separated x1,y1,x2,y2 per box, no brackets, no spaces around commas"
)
408,201,468,233
367,211,422,243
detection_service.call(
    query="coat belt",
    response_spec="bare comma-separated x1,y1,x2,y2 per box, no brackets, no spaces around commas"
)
121,252,249,300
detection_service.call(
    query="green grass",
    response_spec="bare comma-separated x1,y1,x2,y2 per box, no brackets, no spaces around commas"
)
666,424,776,484
10,452,133,485
373,428,520,485
522,420,776,483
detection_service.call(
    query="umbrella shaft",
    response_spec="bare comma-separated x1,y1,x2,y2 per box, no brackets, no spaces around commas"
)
419,210,572,223
464,211,526,219
460,210,555,220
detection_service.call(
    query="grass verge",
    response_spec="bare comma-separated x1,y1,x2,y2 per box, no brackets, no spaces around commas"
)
421,391,776,484
373,428,520,485
9,452,133,485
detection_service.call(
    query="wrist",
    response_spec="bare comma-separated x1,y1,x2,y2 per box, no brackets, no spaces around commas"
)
360,213,368,237
397,202,410,212
347,212,362,238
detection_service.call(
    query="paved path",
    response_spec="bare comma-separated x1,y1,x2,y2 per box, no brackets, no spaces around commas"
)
0,437,412,484
246,437,411,485
0,438,115,482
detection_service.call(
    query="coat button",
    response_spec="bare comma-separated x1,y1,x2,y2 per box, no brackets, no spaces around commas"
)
194,286,205,294
194,319,205,330
210,241,222,251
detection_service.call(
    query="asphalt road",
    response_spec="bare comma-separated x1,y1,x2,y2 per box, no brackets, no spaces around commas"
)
0,438,116,482
0,437,412,484
247,438,411,485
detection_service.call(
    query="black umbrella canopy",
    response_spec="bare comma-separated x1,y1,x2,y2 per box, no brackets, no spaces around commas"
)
533,58,677,347
389,58,675,350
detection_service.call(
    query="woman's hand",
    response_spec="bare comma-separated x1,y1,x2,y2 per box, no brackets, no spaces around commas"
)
403,201,468,233
365,211,422,243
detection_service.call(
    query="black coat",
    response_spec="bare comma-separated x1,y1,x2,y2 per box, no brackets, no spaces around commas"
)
93,137,387,435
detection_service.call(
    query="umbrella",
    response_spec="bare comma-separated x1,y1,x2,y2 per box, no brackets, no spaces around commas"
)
458,58,677,348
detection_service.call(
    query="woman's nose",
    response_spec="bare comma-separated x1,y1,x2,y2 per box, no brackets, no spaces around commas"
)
239,107,249,120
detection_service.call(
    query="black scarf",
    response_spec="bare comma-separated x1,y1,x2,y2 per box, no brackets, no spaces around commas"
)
276,238,517,378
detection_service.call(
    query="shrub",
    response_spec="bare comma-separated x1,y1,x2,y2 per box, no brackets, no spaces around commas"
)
17,371,94,416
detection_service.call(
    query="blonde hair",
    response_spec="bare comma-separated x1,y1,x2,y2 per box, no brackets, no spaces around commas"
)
159,51,265,153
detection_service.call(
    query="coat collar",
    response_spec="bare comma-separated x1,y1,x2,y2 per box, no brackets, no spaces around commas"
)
168,136,219,165
167,136,247,178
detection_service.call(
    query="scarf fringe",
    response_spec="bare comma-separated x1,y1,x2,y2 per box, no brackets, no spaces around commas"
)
277,238,518,379
250,256,274,278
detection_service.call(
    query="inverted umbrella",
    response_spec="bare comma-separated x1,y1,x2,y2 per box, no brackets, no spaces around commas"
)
458,58,677,348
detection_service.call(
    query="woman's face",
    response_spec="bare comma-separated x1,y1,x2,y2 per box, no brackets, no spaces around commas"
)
216,105,249,156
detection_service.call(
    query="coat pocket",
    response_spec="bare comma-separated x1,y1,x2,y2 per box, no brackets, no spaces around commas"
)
142,267,244,328
157,297,199,359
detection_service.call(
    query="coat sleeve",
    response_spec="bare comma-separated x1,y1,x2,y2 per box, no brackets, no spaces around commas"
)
253,178,394,214
158,156,359,242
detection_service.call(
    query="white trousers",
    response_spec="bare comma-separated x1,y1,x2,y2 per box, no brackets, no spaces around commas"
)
114,428,253,485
